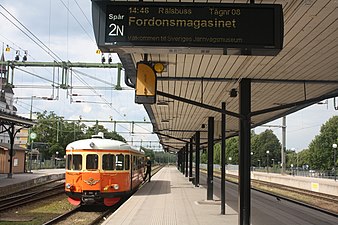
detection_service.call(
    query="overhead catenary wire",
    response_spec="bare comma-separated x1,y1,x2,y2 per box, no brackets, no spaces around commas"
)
72,69,117,87
15,67,57,84
0,4,63,62
71,71,130,124
1,2,155,144
59,0,96,44
74,0,93,27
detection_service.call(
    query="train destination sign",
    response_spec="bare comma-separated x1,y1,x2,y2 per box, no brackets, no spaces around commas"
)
92,2,284,56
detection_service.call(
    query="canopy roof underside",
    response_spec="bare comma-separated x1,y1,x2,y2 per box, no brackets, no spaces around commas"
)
114,0,338,152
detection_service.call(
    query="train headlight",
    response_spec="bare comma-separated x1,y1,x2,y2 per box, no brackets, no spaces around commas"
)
65,183,72,189
112,184,119,190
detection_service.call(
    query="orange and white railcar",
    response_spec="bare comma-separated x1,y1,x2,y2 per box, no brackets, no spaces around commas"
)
65,134,145,206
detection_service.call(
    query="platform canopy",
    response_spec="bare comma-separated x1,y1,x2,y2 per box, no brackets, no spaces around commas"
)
94,0,338,152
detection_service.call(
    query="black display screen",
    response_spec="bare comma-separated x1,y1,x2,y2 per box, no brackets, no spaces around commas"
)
103,2,283,49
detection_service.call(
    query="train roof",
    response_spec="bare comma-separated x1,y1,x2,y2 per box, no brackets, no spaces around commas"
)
66,137,141,153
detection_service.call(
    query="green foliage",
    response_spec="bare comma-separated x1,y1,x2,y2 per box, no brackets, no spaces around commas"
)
200,149,208,164
84,124,126,142
30,111,127,159
251,129,281,167
154,151,177,164
214,143,221,164
141,146,155,160
308,116,338,171
210,130,281,166
226,136,239,164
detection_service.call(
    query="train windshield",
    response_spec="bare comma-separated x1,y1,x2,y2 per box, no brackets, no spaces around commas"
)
86,154,98,170
103,154,115,170
67,154,82,170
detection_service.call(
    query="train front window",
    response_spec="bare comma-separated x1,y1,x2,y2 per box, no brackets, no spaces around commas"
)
86,154,98,170
103,154,115,170
116,154,124,170
67,154,82,170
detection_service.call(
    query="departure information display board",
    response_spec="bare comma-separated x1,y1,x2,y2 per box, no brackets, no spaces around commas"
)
92,2,283,55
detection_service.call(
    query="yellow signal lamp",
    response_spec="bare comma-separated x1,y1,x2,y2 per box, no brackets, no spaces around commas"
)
5,45,10,52
153,62,165,73
96,49,101,54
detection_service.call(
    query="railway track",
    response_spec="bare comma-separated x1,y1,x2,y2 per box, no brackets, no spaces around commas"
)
43,165,164,225
210,170,338,215
253,179,338,205
42,205,118,225
0,180,65,211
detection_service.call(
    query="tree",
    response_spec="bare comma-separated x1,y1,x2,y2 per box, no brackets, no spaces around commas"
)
30,111,127,159
308,116,338,171
214,143,221,165
31,111,75,158
141,146,155,160
251,129,281,167
84,124,126,142
226,136,239,164
154,151,177,164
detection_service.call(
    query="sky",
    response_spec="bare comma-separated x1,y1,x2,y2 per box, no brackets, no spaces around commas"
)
0,1,337,152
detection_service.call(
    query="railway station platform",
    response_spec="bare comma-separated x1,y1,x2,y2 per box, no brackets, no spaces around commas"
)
102,166,237,225
0,169,65,197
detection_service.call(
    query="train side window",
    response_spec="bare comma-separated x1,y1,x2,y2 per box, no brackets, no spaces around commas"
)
138,156,143,169
86,154,98,170
67,154,82,170
66,155,71,170
102,154,115,170
116,154,124,170
125,155,130,170
133,156,137,170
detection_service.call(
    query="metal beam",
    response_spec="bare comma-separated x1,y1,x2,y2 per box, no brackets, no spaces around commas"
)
181,149,185,174
238,79,251,225
157,91,241,119
189,136,193,178
157,76,338,85
0,61,121,69
63,119,151,124
207,117,214,200
195,131,200,187
221,102,226,215
185,143,189,177
156,132,190,143
250,91,338,117
161,143,182,151
157,129,208,133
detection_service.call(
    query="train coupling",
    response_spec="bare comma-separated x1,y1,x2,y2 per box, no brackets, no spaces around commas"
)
82,191,101,205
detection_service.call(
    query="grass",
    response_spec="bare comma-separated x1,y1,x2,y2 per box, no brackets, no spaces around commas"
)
0,194,76,225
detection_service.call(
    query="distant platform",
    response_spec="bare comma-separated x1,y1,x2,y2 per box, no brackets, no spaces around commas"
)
0,169,65,197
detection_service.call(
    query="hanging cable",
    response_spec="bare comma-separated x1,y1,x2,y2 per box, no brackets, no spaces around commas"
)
0,5,63,62
15,68,57,84
59,0,96,43
74,0,92,27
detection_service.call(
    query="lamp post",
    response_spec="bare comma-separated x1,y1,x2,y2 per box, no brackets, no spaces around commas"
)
272,159,275,172
291,164,294,176
258,159,261,169
251,152,254,172
266,150,270,173
55,151,59,168
333,144,337,181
